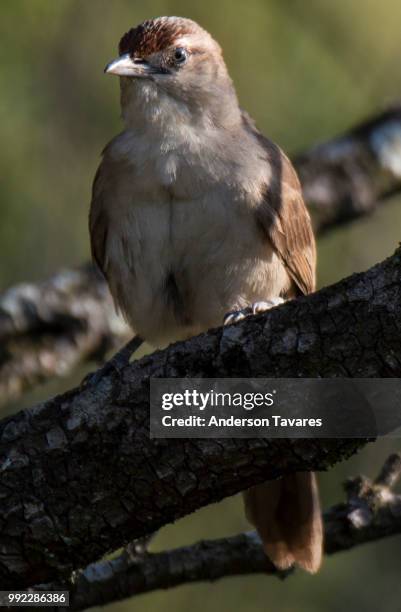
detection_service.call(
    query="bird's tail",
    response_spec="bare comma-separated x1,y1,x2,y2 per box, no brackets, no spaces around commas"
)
243,472,323,573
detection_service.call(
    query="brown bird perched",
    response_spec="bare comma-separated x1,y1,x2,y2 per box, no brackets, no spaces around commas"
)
89,16,322,572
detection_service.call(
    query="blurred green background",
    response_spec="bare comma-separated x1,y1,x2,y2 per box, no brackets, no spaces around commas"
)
1,1,401,611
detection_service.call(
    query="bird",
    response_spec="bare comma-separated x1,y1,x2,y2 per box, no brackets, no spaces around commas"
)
89,16,322,573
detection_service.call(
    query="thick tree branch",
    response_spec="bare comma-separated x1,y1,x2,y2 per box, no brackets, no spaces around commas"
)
1,105,401,405
0,246,400,589
38,454,401,611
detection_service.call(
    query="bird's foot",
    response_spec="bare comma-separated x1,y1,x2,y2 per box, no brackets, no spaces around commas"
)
224,298,285,326
81,335,143,388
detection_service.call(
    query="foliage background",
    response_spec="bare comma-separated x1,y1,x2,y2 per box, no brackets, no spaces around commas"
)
1,1,401,611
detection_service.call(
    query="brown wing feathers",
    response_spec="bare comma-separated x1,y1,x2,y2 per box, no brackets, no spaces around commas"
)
89,164,109,276
263,179,316,296
243,111,316,296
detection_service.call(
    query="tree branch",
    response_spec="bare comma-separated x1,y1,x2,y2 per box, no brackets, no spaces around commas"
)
37,453,401,611
1,105,401,405
0,265,130,406
0,246,400,589
296,104,401,232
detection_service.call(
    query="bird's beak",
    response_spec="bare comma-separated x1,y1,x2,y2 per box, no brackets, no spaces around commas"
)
104,53,150,77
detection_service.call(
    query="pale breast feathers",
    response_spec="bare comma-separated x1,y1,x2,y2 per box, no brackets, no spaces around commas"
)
89,120,316,344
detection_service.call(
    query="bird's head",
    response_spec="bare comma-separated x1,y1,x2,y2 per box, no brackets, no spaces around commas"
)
105,17,240,131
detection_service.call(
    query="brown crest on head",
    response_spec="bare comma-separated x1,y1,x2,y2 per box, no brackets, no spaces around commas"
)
118,17,197,58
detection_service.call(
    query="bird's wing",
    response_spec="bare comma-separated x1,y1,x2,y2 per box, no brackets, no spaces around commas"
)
243,111,316,295
89,137,129,284
89,160,110,279
89,137,141,323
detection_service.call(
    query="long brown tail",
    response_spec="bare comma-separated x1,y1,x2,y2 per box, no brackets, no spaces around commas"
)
243,472,323,573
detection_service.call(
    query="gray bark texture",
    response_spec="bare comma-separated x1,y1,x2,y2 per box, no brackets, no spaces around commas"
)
0,246,400,590
1,104,401,405
37,454,401,611
0,265,129,406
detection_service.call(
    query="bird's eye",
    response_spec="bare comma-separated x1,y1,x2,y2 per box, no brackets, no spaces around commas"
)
173,47,188,64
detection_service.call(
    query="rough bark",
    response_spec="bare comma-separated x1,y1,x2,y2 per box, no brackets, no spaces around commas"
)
0,247,400,589
1,105,401,405
38,454,401,611
0,265,130,406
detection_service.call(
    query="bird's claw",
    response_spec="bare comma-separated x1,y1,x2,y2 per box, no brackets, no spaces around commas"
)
223,298,285,326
